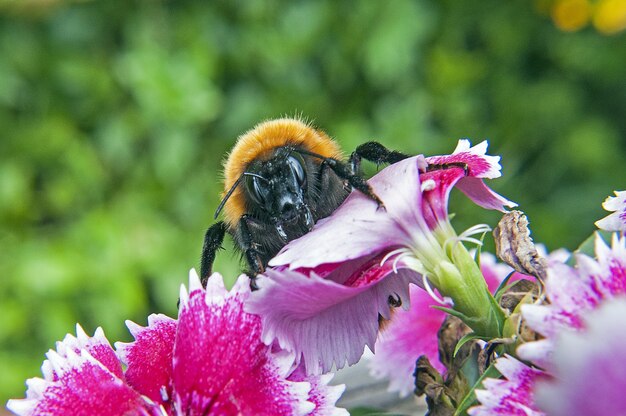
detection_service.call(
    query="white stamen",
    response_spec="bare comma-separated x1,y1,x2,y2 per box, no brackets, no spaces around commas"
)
392,252,411,273
421,179,436,192
422,274,448,306
445,223,492,251
460,223,492,238
380,248,411,267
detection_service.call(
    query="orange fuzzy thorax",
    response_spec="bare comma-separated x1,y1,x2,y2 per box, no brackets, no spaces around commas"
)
221,118,344,227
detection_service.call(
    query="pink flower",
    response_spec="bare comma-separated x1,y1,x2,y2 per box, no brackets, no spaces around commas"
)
534,298,626,416
468,356,546,416
595,190,626,232
368,285,446,396
369,252,532,397
247,140,516,375
518,234,626,368
7,270,347,416
471,234,626,415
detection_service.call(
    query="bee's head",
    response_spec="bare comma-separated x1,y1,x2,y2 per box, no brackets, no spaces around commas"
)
245,147,312,231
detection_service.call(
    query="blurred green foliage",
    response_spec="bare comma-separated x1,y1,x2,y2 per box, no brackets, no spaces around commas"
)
1,0,625,406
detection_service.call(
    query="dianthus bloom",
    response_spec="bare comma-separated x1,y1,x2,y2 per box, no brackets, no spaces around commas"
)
7,270,347,416
534,298,626,416
472,234,626,415
247,140,516,375
518,234,626,368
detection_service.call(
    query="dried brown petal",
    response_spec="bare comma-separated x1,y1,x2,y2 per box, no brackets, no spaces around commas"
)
493,210,547,281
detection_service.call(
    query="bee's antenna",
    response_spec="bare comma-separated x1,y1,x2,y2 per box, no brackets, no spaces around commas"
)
243,172,268,182
213,172,268,219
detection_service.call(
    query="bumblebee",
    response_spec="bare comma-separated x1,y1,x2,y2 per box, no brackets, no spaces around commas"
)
200,117,410,287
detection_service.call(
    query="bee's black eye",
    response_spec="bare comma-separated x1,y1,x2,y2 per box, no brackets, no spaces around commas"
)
287,155,306,186
246,175,268,206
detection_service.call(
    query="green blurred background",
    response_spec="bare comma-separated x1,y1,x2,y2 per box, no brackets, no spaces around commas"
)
1,0,625,408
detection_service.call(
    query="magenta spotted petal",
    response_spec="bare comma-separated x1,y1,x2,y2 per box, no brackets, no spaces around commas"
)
288,366,349,416
518,234,626,369
7,340,158,416
116,314,177,406
50,324,124,382
171,273,314,415
8,270,348,416
469,356,545,416
595,190,626,232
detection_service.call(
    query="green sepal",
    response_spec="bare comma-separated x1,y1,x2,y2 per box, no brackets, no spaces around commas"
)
431,305,471,322
453,362,501,416
453,332,487,357
570,230,613,265
493,271,516,301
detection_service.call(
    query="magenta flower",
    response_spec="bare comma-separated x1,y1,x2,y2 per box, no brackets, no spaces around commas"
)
7,270,347,416
534,299,626,416
247,140,516,375
368,252,531,397
518,233,626,368
595,190,626,232
468,356,546,416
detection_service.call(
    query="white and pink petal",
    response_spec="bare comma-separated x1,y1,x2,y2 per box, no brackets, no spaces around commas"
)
595,190,626,232
44,325,124,382
469,356,545,416
246,267,419,375
288,366,349,416
520,234,626,367
424,140,516,215
7,350,156,416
